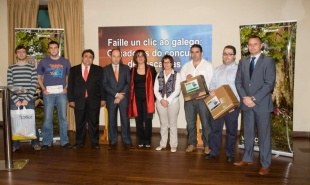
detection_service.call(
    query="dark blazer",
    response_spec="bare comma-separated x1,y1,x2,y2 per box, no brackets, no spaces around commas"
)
235,54,276,112
67,64,106,110
102,63,130,107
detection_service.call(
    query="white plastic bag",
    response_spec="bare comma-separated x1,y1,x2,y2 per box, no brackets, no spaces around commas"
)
11,106,36,140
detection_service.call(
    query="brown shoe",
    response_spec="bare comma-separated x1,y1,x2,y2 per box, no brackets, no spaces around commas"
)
233,161,253,166
124,144,135,149
186,145,196,152
204,146,211,154
259,167,270,175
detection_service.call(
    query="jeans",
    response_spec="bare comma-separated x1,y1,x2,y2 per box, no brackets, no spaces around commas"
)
209,107,240,157
42,93,69,146
184,99,211,147
10,99,40,149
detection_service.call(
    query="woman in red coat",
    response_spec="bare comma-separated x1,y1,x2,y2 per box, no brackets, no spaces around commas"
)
128,50,157,149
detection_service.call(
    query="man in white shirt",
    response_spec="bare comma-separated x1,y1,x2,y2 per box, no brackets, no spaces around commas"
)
180,44,214,153
205,45,240,163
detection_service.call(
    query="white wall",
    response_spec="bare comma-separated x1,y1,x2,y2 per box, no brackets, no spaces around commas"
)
1,0,309,132
84,0,310,132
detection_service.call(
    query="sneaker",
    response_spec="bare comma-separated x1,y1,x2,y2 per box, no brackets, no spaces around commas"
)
138,144,144,149
204,146,211,154
62,143,72,149
155,146,165,151
145,145,151,150
171,147,177,153
33,144,41,151
186,145,196,152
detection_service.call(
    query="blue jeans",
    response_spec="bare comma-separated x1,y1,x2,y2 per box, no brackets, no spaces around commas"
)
184,99,211,147
42,93,69,146
10,99,40,149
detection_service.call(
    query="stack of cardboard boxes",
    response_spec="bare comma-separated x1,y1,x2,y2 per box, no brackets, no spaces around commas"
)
181,75,239,119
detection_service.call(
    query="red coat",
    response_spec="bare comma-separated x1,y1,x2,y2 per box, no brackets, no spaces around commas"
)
128,65,156,117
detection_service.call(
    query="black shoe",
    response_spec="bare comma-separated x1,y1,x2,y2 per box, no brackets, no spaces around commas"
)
41,145,49,151
226,156,235,163
138,144,144,149
124,143,135,149
92,144,100,149
73,143,84,149
108,144,116,150
63,143,72,149
205,154,217,160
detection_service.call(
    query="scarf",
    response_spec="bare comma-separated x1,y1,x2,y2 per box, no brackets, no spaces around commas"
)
157,70,177,98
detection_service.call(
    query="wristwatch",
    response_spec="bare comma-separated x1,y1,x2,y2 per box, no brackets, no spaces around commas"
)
251,96,256,102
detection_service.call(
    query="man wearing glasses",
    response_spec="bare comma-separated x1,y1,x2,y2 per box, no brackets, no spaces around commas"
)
205,45,240,163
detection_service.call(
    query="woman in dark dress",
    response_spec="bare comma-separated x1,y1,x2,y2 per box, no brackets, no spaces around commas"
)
128,50,157,149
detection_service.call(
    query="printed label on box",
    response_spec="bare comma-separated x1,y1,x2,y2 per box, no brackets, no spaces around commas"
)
185,79,200,93
206,96,220,111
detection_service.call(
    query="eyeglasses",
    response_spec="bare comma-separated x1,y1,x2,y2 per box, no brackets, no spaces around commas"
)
222,53,235,57
16,51,26,54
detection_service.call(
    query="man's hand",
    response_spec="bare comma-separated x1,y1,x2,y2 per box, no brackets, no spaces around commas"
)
114,98,121,104
15,101,22,108
61,88,67,94
42,89,50,95
69,102,75,108
209,90,215,97
22,100,28,106
186,74,193,81
116,93,125,100
243,96,256,108
101,101,106,107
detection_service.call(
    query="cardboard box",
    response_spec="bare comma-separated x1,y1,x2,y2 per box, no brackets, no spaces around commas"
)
181,75,209,101
204,85,239,120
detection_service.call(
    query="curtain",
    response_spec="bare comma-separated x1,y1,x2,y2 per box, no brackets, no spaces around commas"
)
7,0,39,65
48,0,84,131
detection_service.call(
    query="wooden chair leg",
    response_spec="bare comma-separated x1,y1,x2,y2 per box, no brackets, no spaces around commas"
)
99,107,109,145
196,115,203,148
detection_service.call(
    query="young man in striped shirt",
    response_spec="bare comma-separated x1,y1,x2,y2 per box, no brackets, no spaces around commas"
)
7,45,41,152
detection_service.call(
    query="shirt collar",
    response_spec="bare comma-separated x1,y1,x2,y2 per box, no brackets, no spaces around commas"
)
251,53,261,60
82,63,90,68
225,61,236,69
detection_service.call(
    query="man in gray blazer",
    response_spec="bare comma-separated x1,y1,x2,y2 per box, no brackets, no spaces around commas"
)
234,36,276,175
102,49,134,150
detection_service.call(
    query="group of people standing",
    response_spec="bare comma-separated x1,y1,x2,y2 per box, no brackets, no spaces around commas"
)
8,35,275,175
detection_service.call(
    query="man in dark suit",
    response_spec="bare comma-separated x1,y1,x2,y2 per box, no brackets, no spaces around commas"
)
102,49,134,150
234,36,276,175
67,49,106,149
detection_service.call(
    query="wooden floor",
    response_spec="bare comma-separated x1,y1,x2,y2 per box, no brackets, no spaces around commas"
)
0,129,309,185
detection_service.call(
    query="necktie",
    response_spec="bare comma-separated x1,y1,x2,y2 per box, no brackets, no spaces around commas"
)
84,66,88,97
114,65,119,82
249,57,256,79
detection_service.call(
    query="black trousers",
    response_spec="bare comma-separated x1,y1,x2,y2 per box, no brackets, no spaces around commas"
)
74,99,100,146
135,97,153,145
